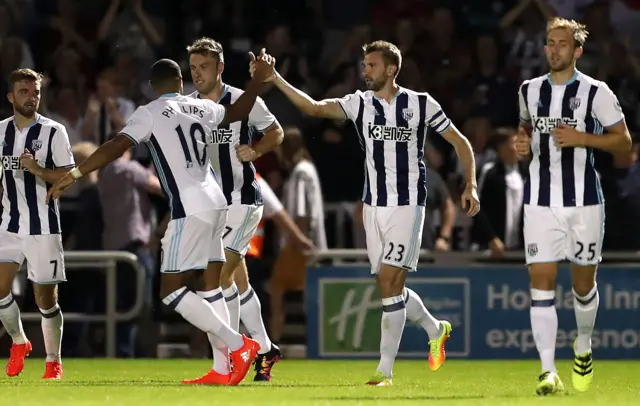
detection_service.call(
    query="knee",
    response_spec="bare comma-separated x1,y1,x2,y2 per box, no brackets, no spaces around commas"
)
35,290,58,310
376,267,405,297
219,270,234,288
528,264,557,290
572,280,596,297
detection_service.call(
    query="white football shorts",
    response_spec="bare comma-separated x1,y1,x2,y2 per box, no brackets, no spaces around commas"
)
223,204,263,256
160,209,227,273
0,230,66,284
524,204,605,266
362,204,425,274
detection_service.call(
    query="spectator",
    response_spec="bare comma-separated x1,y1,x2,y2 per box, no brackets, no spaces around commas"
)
472,130,527,257
269,127,326,342
97,138,163,357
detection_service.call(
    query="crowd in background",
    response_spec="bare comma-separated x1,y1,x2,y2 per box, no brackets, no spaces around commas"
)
1,0,640,355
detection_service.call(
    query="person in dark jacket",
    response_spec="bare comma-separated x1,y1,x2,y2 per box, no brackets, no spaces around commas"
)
472,130,527,257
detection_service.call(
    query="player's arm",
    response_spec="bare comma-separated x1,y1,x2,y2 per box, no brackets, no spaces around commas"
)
582,84,632,152
73,135,135,177
272,73,346,120
238,98,284,161
24,165,71,184
45,107,152,202
21,125,75,184
73,105,155,176
254,121,283,158
516,82,533,157
260,175,315,251
217,54,275,126
441,126,476,186
259,176,312,248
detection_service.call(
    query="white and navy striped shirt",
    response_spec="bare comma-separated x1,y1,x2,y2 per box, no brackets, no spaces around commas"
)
119,93,228,219
0,115,74,235
519,70,625,207
190,86,277,206
335,87,451,207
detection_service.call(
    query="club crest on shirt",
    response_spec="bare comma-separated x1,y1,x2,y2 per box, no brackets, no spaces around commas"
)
402,108,414,121
615,99,622,112
31,140,43,151
527,243,538,257
569,97,581,111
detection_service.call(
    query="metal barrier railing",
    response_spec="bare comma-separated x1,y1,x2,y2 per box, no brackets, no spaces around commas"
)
18,251,146,358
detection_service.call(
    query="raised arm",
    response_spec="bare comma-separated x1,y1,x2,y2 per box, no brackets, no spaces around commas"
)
249,51,346,120
272,73,346,120
220,52,274,125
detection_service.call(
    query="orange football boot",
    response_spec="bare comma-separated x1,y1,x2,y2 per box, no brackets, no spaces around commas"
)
42,361,63,380
6,340,32,377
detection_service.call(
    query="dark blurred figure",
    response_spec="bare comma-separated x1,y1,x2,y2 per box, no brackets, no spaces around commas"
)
472,129,527,257
269,127,326,342
97,140,163,357
620,139,640,249
81,68,135,146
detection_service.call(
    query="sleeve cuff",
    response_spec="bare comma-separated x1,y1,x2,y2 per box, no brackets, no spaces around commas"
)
119,133,139,145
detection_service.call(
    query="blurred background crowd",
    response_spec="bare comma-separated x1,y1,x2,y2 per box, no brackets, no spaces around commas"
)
1,0,640,357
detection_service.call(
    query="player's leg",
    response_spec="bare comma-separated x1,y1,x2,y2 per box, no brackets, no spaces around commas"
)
190,208,231,382
396,207,450,371
361,205,403,385
567,204,604,392
219,205,262,331
234,257,281,381
26,234,67,379
192,260,232,382
170,210,258,386
0,231,29,377
524,205,566,395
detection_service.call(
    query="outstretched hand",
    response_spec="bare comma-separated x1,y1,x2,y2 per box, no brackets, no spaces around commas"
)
46,172,75,204
249,48,276,83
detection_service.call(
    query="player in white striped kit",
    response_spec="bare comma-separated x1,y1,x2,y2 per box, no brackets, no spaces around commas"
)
250,42,480,385
516,17,632,395
186,37,289,382
48,58,277,386
0,69,74,380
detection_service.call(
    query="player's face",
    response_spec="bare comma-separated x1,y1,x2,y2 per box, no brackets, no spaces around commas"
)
8,80,40,118
362,52,392,91
545,28,581,72
190,53,221,95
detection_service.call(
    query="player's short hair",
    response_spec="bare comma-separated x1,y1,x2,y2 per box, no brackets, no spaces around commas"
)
150,59,182,87
8,68,43,91
362,41,402,77
187,37,224,63
546,17,589,47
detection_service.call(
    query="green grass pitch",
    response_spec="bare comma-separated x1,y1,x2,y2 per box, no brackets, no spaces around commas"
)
1,359,638,405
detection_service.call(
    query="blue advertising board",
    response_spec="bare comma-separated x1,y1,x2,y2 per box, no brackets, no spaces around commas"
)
306,265,640,359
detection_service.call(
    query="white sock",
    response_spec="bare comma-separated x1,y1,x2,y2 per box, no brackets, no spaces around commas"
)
404,288,441,340
573,285,599,354
0,294,27,344
223,283,240,332
40,304,63,363
239,285,272,354
376,295,406,379
197,289,230,375
163,287,243,351
530,289,558,373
